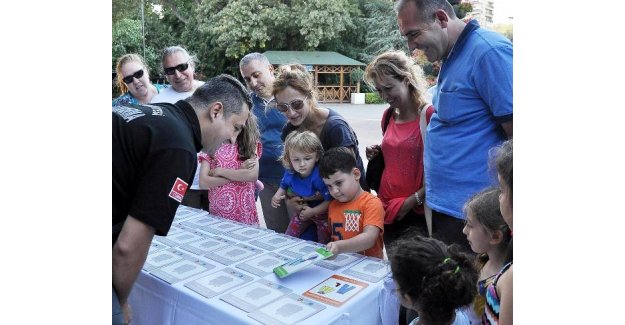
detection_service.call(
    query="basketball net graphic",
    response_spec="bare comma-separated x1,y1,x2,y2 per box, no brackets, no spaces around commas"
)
344,210,361,232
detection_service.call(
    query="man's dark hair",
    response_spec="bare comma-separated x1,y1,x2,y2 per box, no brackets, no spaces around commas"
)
186,74,252,118
319,147,357,179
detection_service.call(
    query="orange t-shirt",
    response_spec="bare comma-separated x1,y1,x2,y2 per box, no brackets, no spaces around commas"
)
328,191,385,258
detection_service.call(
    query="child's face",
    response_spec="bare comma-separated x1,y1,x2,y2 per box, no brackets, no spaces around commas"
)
462,209,492,254
322,169,362,203
289,149,318,178
498,174,513,230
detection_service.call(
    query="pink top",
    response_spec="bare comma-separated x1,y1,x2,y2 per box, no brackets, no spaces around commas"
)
378,106,434,224
199,142,262,225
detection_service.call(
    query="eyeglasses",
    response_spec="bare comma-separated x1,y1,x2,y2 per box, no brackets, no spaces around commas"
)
272,96,309,113
122,69,144,84
164,62,190,75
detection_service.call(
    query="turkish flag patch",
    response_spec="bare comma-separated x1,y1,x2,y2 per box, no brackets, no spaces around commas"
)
168,177,188,203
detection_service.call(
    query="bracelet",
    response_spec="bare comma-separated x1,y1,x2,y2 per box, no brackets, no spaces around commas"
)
414,192,423,205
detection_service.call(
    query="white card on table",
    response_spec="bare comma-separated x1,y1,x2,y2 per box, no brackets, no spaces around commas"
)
179,236,235,256
147,241,169,255
235,252,292,277
342,256,391,283
249,233,301,251
155,230,205,247
143,248,189,272
248,293,326,325
220,279,292,312
207,243,264,265
315,253,364,271
184,267,253,299
278,241,325,258
150,256,217,284
199,220,245,235
224,226,274,241
181,215,221,229
303,274,368,307
174,205,207,221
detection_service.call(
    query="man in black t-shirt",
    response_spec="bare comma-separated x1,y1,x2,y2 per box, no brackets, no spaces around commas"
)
112,74,251,325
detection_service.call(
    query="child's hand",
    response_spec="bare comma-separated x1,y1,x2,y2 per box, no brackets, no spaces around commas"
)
240,158,257,170
208,167,223,177
299,206,314,221
366,145,381,160
326,241,341,255
271,193,285,208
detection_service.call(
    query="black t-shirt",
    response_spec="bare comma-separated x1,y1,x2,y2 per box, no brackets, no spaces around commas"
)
112,101,202,244
281,108,368,190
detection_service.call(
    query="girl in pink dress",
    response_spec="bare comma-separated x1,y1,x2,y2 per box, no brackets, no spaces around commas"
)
198,114,262,225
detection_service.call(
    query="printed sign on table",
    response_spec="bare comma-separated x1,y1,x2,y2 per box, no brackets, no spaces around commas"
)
150,256,218,284
184,268,254,299
225,226,274,241
236,252,292,277
180,215,221,229
220,279,292,312
342,256,391,283
143,248,189,272
207,243,264,265
278,241,325,259
315,253,364,271
249,233,301,251
154,229,205,247
303,274,368,307
199,220,245,235
179,236,235,256
248,293,326,325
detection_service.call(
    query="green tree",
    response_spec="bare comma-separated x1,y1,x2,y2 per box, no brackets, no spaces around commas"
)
359,0,407,63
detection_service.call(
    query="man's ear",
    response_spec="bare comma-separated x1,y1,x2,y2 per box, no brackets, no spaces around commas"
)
435,9,449,28
209,102,224,120
352,167,361,180
268,64,275,74
489,229,504,245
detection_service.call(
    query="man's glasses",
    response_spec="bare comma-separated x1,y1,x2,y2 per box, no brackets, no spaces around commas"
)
164,62,190,75
272,96,309,113
122,69,144,84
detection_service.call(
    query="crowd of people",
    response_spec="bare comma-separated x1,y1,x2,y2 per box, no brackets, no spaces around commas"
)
112,0,513,324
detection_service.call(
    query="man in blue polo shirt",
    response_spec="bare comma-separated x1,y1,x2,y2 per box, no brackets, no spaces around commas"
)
396,0,513,252
239,53,290,233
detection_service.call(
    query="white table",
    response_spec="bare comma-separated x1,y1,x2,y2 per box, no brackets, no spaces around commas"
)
128,206,399,325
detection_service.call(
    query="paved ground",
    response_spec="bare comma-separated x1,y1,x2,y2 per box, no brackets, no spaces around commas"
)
256,103,388,229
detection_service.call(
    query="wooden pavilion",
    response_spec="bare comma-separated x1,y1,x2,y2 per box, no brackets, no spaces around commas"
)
263,51,366,103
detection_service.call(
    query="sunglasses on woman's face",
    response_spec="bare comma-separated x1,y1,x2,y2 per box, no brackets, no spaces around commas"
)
164,62,190,75
274,96,308,113
122,69,144,84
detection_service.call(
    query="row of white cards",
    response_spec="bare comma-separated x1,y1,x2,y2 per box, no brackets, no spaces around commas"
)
142,205,392,324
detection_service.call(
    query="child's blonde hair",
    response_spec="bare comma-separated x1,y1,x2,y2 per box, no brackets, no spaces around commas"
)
280,131,324,170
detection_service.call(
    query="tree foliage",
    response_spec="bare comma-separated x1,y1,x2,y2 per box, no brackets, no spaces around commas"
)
360,0,407,63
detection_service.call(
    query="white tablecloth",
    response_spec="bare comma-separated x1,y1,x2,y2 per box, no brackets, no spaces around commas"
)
128,207,399,325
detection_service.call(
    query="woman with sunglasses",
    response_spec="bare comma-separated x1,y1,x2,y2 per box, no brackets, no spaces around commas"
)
271,65,368,239
113,53,167,106
151,45,205,103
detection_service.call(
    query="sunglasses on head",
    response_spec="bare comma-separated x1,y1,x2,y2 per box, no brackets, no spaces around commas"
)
273,96,309,113
164,62,190,75
122,69,144,84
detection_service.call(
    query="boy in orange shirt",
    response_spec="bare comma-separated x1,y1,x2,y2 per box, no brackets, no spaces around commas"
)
319,147,385,258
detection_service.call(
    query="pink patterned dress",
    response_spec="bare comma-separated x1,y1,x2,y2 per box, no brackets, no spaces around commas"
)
199,142,262,225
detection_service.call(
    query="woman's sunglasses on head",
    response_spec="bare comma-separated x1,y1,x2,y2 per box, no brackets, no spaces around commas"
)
122,69,144,84
164,62,190,75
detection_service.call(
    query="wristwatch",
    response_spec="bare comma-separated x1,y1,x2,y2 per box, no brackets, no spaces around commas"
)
414,192,423,206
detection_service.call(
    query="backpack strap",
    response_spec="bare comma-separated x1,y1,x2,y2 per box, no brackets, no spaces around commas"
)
419,102,433,237
381,107,394,134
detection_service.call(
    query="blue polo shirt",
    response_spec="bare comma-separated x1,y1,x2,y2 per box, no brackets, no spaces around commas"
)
426,20,513,219
251,92,288,185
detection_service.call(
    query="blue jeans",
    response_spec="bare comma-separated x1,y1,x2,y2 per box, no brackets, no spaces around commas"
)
112,287,124,324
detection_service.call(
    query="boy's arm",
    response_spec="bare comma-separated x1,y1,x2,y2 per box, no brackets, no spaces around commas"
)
271,187,287,208
326,225,380,255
